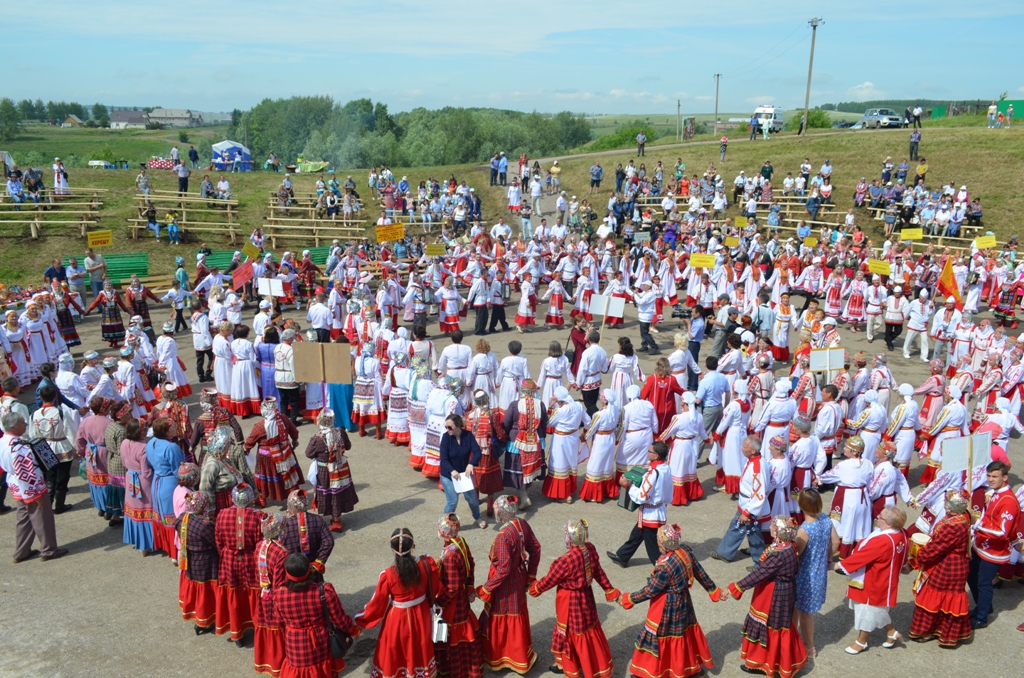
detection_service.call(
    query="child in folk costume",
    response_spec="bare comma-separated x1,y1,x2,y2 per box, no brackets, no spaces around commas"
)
822,268,845,318
244,397,301,504
570,270,593,322
542,272,566,327
382,351,412,446
352,343,385,439
726,516,809,678
841,271,868,331
529,519,619,678
817,435,874,559
85,280,130,347
579,389,621,503
466,389,508,514
619,524,723,678
515,272,538,332
661,392,708,506
713,381,752,495
304,408,357,533
177,491,219,635
155,320,192,398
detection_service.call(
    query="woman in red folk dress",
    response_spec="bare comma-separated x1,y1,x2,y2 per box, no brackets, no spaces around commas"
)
253,514,288,678
214,482,263,645
244,397,302,505
435,514,484,678
177,491,219,635
640,357,685,434
529,519,619,678
297,250,323,302
726,516,808,678
465,389,507,517
619,524,723,678
822,268,845,318
354,528,439,678
476,496,542,674
268,553,361,678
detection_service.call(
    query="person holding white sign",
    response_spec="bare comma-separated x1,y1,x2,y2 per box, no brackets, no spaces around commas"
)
919,385,970,486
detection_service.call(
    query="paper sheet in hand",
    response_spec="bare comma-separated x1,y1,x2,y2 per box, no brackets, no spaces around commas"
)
452,473,475,493
809,347,844,373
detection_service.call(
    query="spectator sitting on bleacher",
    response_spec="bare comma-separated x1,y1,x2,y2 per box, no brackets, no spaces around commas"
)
216,176,232,201
282,174,294,198
343,175,356,193
5,175,34,210
276,184,292,214
135,167,152,196
143,203,160,239
199,175,215,201
966,199,983,226
167,214,181,245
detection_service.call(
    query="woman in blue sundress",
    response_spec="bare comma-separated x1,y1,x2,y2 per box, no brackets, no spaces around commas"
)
792,488,836,658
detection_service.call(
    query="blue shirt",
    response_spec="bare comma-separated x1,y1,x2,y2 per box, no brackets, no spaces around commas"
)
695,370,729,407
689,316,705,342
797,223,811,238
498,157,508,172
439,430,482,478
590,165,604,181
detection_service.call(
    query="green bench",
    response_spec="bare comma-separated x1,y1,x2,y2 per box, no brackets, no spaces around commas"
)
63,253,150,286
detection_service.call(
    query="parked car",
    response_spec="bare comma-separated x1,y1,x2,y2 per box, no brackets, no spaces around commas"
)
861,108,903,128
832,121,856,129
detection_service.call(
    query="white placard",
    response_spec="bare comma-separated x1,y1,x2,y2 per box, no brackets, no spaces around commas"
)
589,294,611,317
452,473,475,493
940,431,990,476
606,296,626,319
258,278,285,297
808,347,845,373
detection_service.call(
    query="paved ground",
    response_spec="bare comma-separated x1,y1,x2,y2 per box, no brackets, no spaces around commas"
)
2,285,1022,678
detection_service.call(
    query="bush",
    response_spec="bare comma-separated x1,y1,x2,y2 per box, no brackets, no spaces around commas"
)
785,109,831,132
587,122,658,152
178,130,190,143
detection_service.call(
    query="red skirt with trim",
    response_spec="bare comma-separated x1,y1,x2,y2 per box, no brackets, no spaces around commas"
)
514,313,536,326
629,595,712,678
153,522,179,560
228,397,260,417
215,584,258,639
909,586,972,646
552,590,614,678
671,477,704,506
715,468,741,494
918,461,940,486
280,655,347,678
771,346,790,362
481,609,537,674
254,606,286,678
579,477,619,503
179,573,219,628
741,625,807,678
542,472,577,500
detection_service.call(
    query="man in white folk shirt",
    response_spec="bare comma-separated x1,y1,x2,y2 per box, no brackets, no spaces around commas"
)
929,296,961,364
486,271,510,333
438,330,474,410
883,285,910,352
575,329,609,416
712,435,768,563
634,280,659,354
253,300,272,341
553,252,579,298
466,273,491,337
903,289,934,361
306,292,332,343
865,276,888,343
607,441,674,568
191,301,214,383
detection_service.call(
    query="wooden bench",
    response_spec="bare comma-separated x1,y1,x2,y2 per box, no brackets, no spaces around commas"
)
0,216,98,238
260,217,369,249
126,218,240,244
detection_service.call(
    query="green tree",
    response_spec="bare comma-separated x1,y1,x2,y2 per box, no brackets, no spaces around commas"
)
91,102,109,120
178,130,190,143
785,109,831,131
0,98,22,142
33,99,45,120
17,99,35,120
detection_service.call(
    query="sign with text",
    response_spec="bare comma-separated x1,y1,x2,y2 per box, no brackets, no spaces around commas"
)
975,235,997,249
725,236,739,247
803,237,816,248
87,230,113,248
734,216,748,228
900,228,923,241
425,243,447,257
241,241,262,260
867,259,891,276
633,231,651,243
231,261,253,291
375,223,406,243
689,253,717,269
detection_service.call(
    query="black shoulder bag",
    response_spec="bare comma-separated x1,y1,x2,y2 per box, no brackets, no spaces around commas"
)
319,583,354,658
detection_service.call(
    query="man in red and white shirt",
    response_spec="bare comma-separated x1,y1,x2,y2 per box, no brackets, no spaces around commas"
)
838,505,909,653
0,411,68,563
712,435,768,563
608,441,674,568
969,460,1020,628
864,276,888,343
903,289,934,361
883,285,910,352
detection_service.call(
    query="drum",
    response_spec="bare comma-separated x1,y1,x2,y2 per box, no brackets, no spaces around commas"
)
908,532,930,568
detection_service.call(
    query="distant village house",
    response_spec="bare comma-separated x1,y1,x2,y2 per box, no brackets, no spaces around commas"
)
148,108,203,128
110,110,150,129
62,114,86,127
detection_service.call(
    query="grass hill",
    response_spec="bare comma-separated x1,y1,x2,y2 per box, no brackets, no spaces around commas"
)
2,124,1022,286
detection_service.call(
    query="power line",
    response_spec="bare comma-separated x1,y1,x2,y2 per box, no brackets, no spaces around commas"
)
722,23,804,79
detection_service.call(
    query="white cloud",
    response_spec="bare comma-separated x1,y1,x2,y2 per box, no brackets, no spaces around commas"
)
609,89,628,97
746,96,775,105
1018,86,1024,94
846,81,886,99
695,95,714,101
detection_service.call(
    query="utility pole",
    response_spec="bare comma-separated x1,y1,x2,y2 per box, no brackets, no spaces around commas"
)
677,100,681,141
713,73,721,136
801,18,822,140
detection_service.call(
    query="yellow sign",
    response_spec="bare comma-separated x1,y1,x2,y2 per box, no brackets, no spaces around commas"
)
375,223,406,243
690,253,717,269
734,216,748,228
901,228,923,241
975,235,997,249
803,237,816,248
241,241,262,260
867,259,891,276
724,236,739,247
87,229,113,248
425,243,447,257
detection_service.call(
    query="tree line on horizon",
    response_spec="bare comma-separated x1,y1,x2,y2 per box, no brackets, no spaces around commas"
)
226,97,593,168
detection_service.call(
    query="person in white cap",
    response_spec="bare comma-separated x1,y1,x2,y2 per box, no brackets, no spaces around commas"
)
919,385,970,485
659,391,708,506
983,397,1024,448
882,285,909,351
542,386,591,504
884,383,920,479
845,390,887,463
253,300,272,340
753,379,796,457
712,380,753,498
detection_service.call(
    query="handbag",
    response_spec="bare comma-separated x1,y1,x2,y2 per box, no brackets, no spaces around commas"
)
319,583,354,659
426,561,449,643
26,439,60,471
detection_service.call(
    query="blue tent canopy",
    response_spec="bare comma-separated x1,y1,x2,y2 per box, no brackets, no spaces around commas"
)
212,140,252,172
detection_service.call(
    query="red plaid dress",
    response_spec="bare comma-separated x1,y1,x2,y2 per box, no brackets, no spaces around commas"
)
436,538,482,678
281,512,334,571
626,545,717,678
246,417,302,502
532,543,617,678
466,407,506,495
734,543,807,678
354,556,440,678
176,514,219,629
214,506,263,640
266,582,359,676
253,539,288,677
478,519,541,673
909,513,972,646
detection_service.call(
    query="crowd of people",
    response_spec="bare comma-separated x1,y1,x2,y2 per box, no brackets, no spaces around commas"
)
2,143,1024,678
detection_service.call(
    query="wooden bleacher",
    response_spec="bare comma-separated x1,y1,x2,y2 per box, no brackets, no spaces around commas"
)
0,189,105,238
128,189,241,242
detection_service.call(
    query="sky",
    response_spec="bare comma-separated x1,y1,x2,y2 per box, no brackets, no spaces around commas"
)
4,1,1023,116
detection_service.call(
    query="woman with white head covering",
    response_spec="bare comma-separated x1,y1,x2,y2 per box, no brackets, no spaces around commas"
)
845,389,887,464
352,342,385,439
227,324,260,417
982,396,1024,448
753,379,796,458
919,385,970,485
155,320,193,399
579,388,621,503
713,380,753,495
884,383,920,479
617,384,657,474
543,386,591,504
659,391,708,506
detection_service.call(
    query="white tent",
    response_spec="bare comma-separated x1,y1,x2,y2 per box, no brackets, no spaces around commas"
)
0,151,14,174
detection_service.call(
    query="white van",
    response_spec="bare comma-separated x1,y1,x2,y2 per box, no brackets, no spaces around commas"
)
753,105,785,133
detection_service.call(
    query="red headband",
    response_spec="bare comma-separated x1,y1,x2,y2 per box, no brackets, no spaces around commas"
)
285,568,310,582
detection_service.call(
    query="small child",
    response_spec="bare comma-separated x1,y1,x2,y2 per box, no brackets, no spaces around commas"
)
167,215,180,245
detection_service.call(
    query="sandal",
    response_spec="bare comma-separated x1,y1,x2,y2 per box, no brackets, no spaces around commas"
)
883,631,902,648
477,519,488,529
845,640,868,655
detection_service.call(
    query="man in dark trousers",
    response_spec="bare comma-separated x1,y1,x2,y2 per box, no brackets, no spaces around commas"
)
466,273,490,336
188,145,200,169
607,442,673,567
487,271,510,333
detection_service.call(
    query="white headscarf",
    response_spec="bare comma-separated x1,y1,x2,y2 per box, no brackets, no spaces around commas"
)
262,399,279,439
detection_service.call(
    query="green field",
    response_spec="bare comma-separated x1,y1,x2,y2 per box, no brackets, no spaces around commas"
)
584,110,864,140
